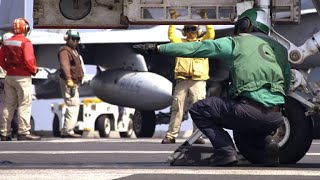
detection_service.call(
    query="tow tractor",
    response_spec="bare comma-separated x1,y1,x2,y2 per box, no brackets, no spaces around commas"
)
51,98,135,138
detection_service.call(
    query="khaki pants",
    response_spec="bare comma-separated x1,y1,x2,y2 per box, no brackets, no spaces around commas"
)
0,76,32,136
165,79,206,139
59,78,80,136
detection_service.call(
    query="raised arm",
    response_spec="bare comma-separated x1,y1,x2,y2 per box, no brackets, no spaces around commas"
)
168,25,182,43
202,25,215,40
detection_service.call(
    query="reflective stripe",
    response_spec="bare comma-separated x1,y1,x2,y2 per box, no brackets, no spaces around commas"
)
4,40,22,47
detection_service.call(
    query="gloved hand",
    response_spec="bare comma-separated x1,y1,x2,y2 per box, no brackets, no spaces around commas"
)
169,9,181,19
66,79,75,88
197,9,208,19
132,43,159,55
31,68,39,76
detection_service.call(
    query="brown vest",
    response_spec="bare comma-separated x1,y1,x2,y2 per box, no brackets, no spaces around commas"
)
58,45,84,84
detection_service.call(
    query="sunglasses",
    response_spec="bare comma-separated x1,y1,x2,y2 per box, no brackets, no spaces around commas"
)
184,26,198,33
71,37,80,41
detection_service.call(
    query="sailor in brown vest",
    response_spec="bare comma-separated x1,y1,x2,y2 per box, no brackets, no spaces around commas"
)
58,30,84,138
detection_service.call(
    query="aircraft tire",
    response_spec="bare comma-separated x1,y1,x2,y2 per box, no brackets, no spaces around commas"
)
234,97,313,164
133,110,156,138
95,115,111,138
119,119,134,138
312,114,320,139
52,115,61,137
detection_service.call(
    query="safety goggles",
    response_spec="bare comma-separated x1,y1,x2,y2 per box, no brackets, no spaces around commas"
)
71,36,80,41
184,26,198,33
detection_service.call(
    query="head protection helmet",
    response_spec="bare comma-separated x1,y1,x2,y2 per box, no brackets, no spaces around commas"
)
64,29,81,41
234,8,270,35
182,25,202,37
12,18,31,36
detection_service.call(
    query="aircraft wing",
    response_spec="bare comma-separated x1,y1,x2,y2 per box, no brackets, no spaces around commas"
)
28,26,169,45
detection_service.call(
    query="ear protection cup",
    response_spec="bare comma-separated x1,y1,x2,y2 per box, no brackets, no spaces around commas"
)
25,22,30,36
233,23,239,35
197,28,203,37
236,17,253,34
64,30,71,41
198,27,202,37
182,30,186,36
24,19,31,36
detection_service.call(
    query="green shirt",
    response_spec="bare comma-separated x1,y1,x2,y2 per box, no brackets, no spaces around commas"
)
159,33,291,106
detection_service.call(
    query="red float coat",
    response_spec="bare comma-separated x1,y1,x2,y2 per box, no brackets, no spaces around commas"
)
0,34,37,76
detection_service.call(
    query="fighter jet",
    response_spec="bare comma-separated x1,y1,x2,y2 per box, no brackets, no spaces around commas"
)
1,0,320,137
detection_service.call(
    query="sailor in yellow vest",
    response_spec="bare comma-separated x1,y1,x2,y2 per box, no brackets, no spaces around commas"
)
161,9,215,144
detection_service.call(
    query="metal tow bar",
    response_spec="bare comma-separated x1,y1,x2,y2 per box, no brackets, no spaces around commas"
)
167,129,204,164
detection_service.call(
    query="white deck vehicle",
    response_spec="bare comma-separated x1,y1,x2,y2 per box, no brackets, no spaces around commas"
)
51,98,135,138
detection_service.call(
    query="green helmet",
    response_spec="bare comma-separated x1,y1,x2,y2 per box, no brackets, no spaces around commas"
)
236,8,270,34
64,29,80,41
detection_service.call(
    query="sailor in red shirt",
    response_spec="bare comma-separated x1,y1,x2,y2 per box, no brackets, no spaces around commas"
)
0,18,40,141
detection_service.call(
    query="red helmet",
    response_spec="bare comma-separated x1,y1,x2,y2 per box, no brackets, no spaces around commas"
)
12,18,30,36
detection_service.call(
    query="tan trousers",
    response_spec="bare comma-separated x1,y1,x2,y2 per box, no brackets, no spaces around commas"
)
166,79,206,139
0,76,32,136
59,78,80,136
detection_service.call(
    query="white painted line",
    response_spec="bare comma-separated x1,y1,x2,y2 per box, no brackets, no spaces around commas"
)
46,139,186,143
5,138,320,145
0,170,131,180
0,151,320,156
0,151,319,156
0,151,173,154
3,138,191,143
1,169,320,177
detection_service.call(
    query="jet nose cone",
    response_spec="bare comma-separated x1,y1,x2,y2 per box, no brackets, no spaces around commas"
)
140,72,173,110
